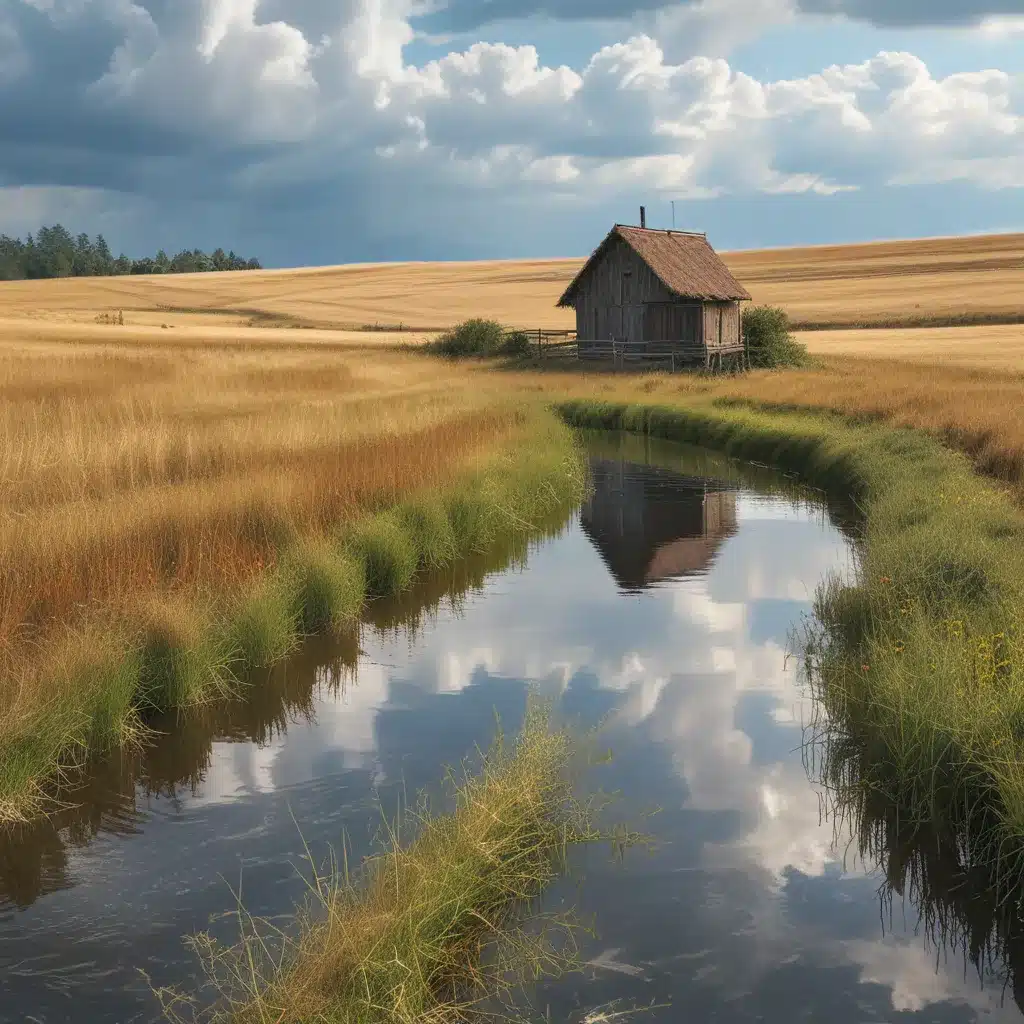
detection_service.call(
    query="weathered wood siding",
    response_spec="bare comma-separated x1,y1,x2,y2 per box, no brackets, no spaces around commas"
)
702,302,742,351
704,489,738,536
641,302,702,345
574,236,674,348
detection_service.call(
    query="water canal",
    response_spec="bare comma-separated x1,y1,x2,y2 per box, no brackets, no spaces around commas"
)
1,432,1020,1022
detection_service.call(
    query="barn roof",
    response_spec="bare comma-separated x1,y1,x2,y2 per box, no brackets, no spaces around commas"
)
557,225,752,306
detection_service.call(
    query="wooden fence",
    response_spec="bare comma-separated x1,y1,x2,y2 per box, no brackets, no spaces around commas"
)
504,329,747,372
503,328,578,360
580,341,746,372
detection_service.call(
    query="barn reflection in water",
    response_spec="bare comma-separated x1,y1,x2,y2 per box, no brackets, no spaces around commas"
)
581,456,739,591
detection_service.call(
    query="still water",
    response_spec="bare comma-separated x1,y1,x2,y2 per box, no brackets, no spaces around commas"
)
1,433,1020,1022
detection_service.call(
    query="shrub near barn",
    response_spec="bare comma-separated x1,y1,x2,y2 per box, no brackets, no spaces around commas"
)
742,306,808,368
427,319,532,358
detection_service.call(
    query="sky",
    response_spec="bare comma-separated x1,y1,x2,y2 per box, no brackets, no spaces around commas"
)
0,0,1023,266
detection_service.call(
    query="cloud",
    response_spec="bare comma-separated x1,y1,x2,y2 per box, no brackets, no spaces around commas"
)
798,0,1024,27
1,0,1022,263
414,0,1024,34
979,15,1024,36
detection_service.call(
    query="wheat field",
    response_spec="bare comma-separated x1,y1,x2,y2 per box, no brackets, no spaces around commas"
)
2,231,1022,335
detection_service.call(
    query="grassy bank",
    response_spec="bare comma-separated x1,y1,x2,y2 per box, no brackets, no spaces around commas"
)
506,356,1024,501
556,397,1024,870
0,410,586,824
161,703,604,1023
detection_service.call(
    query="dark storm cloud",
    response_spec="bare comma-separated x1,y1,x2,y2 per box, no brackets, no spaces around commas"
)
415,0,1022,32
0,4,155,167
413,0,668,33
797,0,1024,26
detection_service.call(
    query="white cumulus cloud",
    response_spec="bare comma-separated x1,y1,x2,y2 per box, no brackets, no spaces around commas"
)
2,0,1022,260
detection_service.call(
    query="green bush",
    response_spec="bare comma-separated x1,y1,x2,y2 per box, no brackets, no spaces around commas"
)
498,329,532,356
742,305,808,369
426,319,530,358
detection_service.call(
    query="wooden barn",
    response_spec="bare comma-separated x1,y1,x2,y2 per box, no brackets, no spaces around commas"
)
557,210,752,369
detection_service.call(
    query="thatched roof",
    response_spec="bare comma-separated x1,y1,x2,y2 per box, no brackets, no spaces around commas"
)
557,225,752,306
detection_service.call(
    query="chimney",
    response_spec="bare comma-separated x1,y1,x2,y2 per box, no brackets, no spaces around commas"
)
639,206,646,229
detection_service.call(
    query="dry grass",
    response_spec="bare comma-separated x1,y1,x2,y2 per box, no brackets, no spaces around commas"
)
3,231,1023,335
0,333,529,733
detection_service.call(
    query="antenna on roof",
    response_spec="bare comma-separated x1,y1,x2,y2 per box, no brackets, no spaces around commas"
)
639,205,646,229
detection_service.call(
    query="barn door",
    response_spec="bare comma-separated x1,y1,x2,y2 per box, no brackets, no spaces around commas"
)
643,303,698,343
643,303,668,342
609,305,623,340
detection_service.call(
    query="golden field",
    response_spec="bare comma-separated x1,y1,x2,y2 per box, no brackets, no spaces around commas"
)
2,230,1023,335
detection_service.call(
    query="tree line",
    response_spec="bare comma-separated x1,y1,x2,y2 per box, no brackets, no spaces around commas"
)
0,224,262,280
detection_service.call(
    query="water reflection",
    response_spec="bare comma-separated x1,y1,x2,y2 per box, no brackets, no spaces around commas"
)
1,434,1020,1024
582,457,738,589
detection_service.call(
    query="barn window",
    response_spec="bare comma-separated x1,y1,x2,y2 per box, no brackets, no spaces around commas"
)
621,270,633,305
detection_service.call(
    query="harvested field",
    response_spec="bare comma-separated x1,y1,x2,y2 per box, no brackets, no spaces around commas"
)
796,323,1024,371
2,231,1022,333
728,232,1024,328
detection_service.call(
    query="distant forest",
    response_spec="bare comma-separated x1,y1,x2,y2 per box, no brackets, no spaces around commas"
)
0,224,262,280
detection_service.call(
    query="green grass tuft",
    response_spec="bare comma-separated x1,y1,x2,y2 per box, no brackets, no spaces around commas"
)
395,495,459,570
343,514,420,599
444,487,500,555
138,600,240,710
285,542,367,634
230,578,302,670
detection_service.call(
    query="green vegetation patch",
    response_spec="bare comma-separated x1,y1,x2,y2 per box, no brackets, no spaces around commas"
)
229,579,302,673
344,514,420,599
742,305,808,369
557,396,1024,868
285,542,367,634
424,318,531,358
